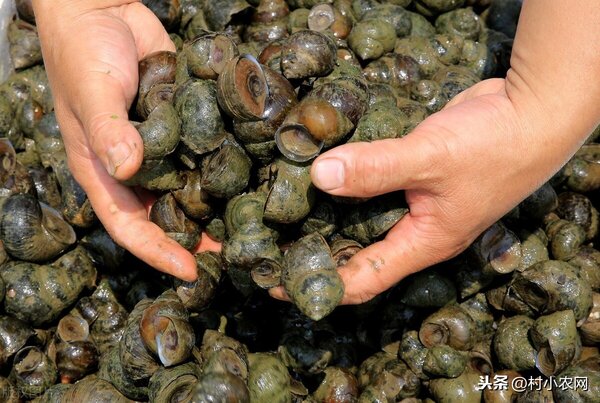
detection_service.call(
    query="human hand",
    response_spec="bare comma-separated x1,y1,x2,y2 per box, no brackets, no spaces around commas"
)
270,78,589,304
32,0,199,280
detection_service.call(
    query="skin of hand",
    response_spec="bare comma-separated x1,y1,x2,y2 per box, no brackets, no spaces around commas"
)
32,0,207,281
271,0,600,304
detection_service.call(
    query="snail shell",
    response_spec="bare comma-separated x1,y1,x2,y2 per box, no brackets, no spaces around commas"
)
423,345,468,378
400,271,457,308
98,346,148,401
0,315,34,367
123,157,185,191
1,247,97,327
0,193,76,263
512,260,593,322
358,359,421,401
544,214,586,261
137,102,180,160
413,0,466,17
172,170,214,221
10,346,57,399
349,100,410,142
399,331,429,380
139,290,195,367
580,293,600,345
530,310,580,376
244,0,291,43
55,339,99,383
192,371,250,402
0,376,20,403
427,368,482,403
419,304,477,351
555,191,599,240
435,7,483,41
312,366,359,402
410,79,449,113
59,375,132,402
174,251,222,312
282,233,344,321
148,362,201,403
347,19,396,61
142,0,181,30
308,4,353,39
201,143,252,199
184,31,239,80
460,39,496,79
280,30,338,79
137,50,177,119
469,222,522,275
247,353,291,402
203,0,252,31
493,315,537,371
8,20,42,71
300,201,338,239
362,4,412,37
217,54,269,121
288,8,310,33
150,193,201,251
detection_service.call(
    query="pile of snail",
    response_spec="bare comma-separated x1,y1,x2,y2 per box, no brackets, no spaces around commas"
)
0,0,599,401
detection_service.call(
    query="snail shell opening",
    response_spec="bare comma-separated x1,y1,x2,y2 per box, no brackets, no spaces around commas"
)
251,258,282,289
217,54,269,121
275,123,324,162
308,4,336,32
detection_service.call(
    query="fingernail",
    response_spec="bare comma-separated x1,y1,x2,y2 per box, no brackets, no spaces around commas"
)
313,158,345,190
107,142,132,176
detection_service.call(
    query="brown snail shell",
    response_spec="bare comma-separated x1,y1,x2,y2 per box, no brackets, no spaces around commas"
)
530,310,580,376
280,30,338,79
427,368,482,403
139,290,195,367
419,304,477,351
55,339,99,383
493,315,537,371
174,251,222,312
137,50,177,119
469,222,522,275
1,247,97,327
244,0,290,43
217,54,269,121
357,351,397,389
544,214,586,261
482,369,523,403
172,170,214,221
0,376,20,403
150,193,201,251
192,371,250,402
60,375,133,402
308,4,353,39
9,346,57,399
184,31,239,80
203,0,252,31
282,233,344,321
200,328,250,381
301,202,338,239
98,346,148,401
288,8,310,33
310,73,369,126
358,359,421,401
511,260,593,322
312,366,358,402
275,97,353,162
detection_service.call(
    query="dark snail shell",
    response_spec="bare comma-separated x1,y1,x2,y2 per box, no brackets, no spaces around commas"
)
553,358,600,402
0,376,20,403
264,158,316,223
148,362,201,403
433,65,481,99
217,54,269,121
511,260,593,322
310,74,370,126
247,353,291,402
223,220,282,268
280,30,338,79
0,193,76,262
9,346,57,399
399,331,429,380
308,4,353,39
251,258,283,289
142,0,181,31
137,50,177,119
427,368,482,403
357,351,397,389
288,8,310,33
119,299,161,382
423,345,467,378
401,271,457,308
55,340,99,383
184,32,239,80
469,222,522,275
15,0,36,24
410,79,449,113
224,192,268,235
530,310,580,376
98,346,149,401
1,247,97,327
493,315,537,371
200,329,250,381
555,191,599,240
413,0,466,17
203,0,252,31
123,157,185,191
517,181,558,223
567,245,600,291
172,170,214,221
358,359,421,401
174,252,222,312
349,100,410,142
139,290,195,367
137,101,181,160
282,233,344,321
51,153,97,228
80,227,126,273
205,217,226,242
301,201,338,239
544,214,586,261
192,371,250,403
0,315,34,367
174,78,226,155
150,193,201,251
85,281,129,355
201,143,252,199
419,304,477,351
27,165,62,211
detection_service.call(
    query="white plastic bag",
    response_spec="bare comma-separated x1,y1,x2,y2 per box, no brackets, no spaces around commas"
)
0,0,16,82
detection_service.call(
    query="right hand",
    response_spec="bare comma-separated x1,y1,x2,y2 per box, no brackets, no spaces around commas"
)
32,0,199,280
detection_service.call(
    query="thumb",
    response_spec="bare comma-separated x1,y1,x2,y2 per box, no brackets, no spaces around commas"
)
311,132,446,197
77,75,144,180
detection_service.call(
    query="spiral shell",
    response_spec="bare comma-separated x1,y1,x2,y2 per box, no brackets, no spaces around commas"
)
280,30,338,79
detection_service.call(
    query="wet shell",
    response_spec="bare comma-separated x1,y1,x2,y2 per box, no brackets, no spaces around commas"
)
280,30,338,79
